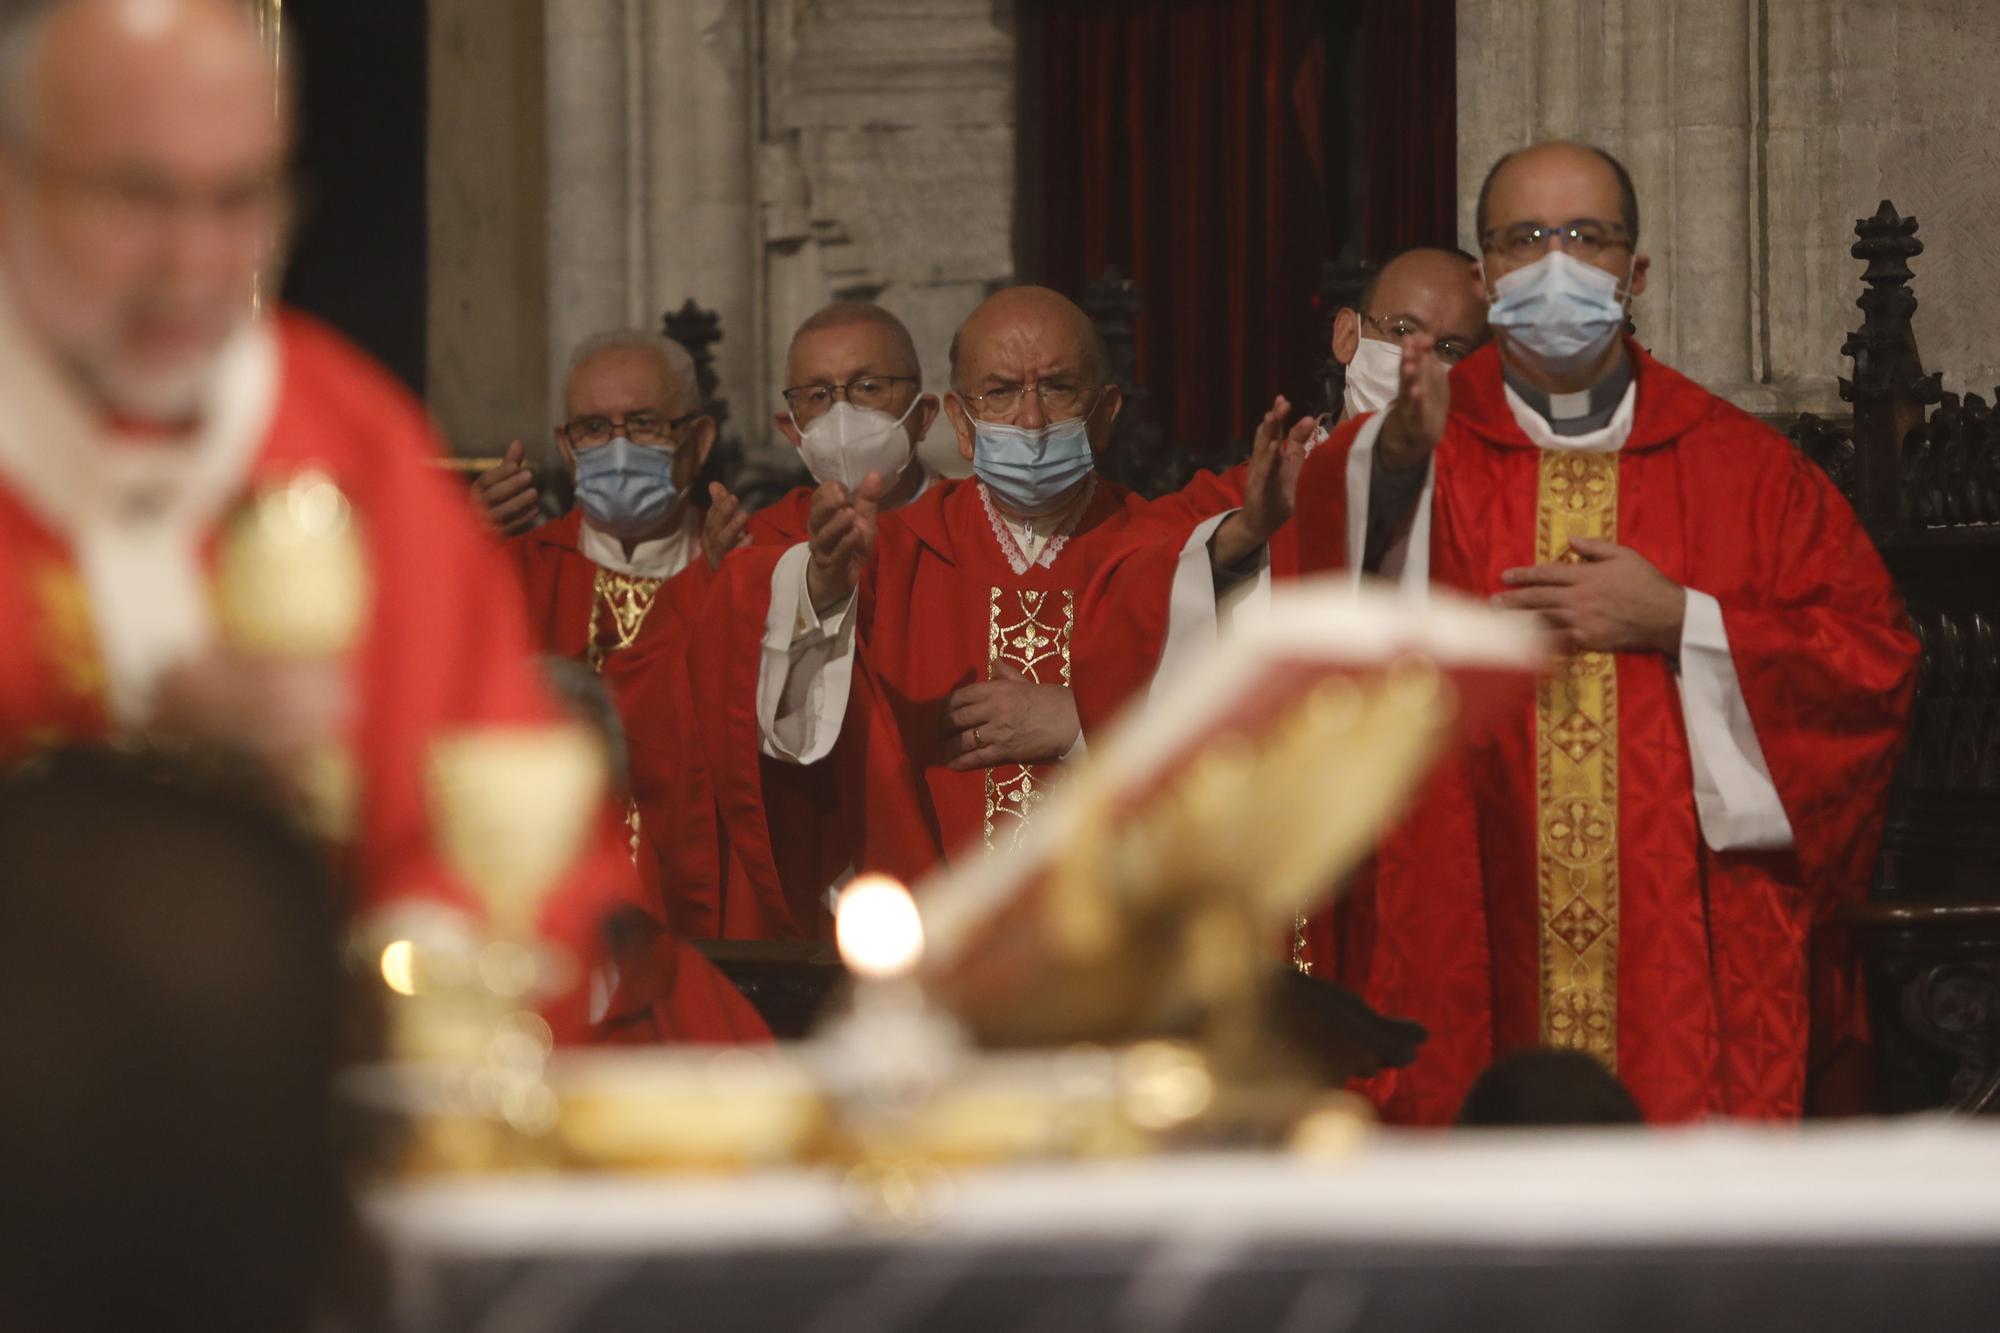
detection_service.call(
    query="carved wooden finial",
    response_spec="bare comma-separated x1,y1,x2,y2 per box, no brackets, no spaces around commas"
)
1836,201,1942,535
661,298,729,430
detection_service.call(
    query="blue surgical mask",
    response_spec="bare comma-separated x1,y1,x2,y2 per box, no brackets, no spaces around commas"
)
1486,250,1630,375
573,437,679,538
969,413,1097,514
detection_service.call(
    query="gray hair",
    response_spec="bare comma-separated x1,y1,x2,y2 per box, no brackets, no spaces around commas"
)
561,329,700,418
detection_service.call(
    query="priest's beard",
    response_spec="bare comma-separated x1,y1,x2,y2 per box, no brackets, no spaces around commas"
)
0,212,271,426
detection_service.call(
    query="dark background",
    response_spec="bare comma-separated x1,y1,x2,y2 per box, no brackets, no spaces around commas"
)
278,0,429,395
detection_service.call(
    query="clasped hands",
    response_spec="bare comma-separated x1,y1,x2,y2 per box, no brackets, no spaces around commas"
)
1383,333,1689,656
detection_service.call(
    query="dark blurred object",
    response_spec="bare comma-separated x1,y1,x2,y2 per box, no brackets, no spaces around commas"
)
1457,1049,1644,1127
1273,966,1426,1085
0,747,353,1332
692,940,844,1040
664,298,736,509
1786,203,2000,1114
280,0,427,394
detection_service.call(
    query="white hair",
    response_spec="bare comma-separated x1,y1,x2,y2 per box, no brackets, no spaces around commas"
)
562,330,700,417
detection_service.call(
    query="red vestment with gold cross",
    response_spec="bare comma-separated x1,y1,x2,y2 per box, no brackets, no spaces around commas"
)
1287,341,1919,1123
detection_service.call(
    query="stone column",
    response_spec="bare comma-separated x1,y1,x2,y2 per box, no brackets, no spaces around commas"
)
640,1,760,444
426,0,551,455
543,0,636,415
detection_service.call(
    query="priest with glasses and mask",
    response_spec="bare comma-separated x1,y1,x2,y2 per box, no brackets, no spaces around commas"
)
688,287,1290,934
1284,140,1920,1125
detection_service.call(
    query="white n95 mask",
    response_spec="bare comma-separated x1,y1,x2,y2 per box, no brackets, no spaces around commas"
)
797,397,918,491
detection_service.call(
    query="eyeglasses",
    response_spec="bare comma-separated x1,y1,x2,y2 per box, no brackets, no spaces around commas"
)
20,152,295,247
561,410,697,449
1359,311,1476,365
956,378,1101,423
781,375,919,420
1480,218,1633,264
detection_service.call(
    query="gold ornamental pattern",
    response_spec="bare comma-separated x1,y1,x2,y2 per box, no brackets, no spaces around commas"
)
1534,450,1621,1068
585,569,663,671
983,588,1076,854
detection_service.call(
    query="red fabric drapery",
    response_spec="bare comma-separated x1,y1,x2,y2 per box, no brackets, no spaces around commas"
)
1359,0,1459,256
1019,1,1460,466
1020,0,1333,463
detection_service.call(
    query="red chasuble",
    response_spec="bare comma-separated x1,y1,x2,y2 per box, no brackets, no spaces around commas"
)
1288,341,1918,1123
504,486,815,943
0,312,765,1045
690,476,1176,937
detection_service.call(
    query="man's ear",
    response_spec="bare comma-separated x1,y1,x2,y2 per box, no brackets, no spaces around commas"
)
909,393,941,446
944,393,976,464
774,410,803,449
1629,252,1651,298
1331,307,1361,367
1085,385,1124,453
553,429,577,475
1471,258,1491,303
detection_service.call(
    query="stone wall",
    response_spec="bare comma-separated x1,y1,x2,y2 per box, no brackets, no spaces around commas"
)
1457,0,2000,416
426,0,1017,471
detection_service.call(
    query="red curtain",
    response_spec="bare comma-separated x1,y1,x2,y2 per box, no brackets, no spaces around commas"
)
1019,0,1334,465
1359,0,1459,256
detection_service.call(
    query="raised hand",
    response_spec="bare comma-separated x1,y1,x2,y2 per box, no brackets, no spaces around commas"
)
1377,333,1450,473
804,470,888,615
943,659,1083,771
703,481,752,568
1494,537,1687,655
1210,394,1316,570
471,439,541,538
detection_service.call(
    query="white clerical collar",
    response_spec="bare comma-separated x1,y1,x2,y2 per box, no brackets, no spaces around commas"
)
979,475,1095,575
1502,378,1637,454
0,276,280,725
578,515,694,580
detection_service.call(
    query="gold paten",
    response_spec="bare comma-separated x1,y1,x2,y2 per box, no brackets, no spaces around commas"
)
1533,450,1621,1067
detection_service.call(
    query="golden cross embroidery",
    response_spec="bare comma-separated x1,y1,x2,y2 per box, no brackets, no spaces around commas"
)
585,568,663,671
982,587,1076,854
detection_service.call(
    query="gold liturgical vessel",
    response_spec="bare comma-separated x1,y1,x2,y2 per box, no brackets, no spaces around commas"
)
363,580,1543,1187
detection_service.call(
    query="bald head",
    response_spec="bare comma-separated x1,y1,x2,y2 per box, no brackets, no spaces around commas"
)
0,0,290,422
1475,140,1639,246
949,285,1110,394
788,301,921,381
1362,247,1486,348
944,285,1123,494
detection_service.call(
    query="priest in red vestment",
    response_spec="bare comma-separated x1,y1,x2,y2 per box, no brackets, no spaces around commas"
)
493,330,768,942
493,307,943,941
1287,141,1918,1123
699,300,942,561
0,0,763,1044
692,287,1296,936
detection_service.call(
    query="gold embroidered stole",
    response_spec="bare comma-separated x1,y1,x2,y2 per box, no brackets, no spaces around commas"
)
584,567,663,672
1535,450,1621,1067
983,587,1075,854
585,566,662,862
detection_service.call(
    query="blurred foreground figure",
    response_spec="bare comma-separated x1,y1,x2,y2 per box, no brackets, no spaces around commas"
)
1457,1049,1644,1128
0,0,747,1039
0,748,346,1333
